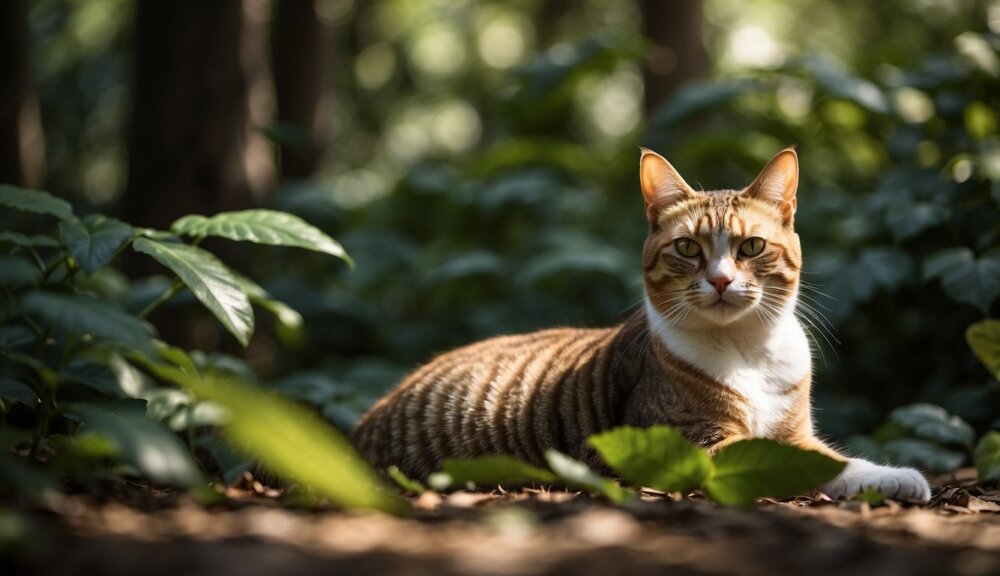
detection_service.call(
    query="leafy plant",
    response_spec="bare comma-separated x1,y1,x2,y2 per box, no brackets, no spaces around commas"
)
0,185,393,512
425,425,846,507
974,431,1000,482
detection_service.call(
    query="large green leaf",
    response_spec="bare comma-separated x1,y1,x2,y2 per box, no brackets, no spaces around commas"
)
186,375,399,513
58,214,134,275
429,455,557,490
703,439,846,507
881,438,966,473
544,449,631,503
0,185,74,221
889,403,975,447
132,238,254,347
232,272,303,331
69,403,205,488
0,256,40,287
0,231,59,248
967,319,1000,380
923,248,1000,313
20,292,151,350
588,425,713,493
0,379,38,406
170,209,352,266
974,431,1000,481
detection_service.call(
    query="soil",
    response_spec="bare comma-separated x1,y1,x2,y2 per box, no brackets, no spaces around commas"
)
5,468,1000,576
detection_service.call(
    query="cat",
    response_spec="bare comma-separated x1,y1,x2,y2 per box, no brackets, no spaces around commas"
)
351,147,931,502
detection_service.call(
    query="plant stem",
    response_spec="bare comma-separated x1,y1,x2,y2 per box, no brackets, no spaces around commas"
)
139,279,186,319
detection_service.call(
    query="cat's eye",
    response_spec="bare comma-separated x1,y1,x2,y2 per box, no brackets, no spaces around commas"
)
674,238,702,258
739,237,766,257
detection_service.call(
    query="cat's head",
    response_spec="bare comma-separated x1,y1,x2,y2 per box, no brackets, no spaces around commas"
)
640,148,802,329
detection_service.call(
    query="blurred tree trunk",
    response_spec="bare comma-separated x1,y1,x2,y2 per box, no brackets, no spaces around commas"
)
641,0,707,115
122,0,274,233
273,0,331,179
0,0,44,187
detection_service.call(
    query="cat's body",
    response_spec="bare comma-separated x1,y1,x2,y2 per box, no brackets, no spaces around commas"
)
352,148,931,502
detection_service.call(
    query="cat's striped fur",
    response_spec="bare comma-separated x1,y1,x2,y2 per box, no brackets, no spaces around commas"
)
352,148,932,501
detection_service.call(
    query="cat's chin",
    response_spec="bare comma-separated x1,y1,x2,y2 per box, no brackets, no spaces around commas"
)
692,301,755,326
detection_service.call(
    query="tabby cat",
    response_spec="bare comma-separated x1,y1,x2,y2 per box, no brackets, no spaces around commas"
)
352,148,931,501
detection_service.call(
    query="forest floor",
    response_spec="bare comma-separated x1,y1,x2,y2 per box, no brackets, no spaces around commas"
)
5,468,1000,576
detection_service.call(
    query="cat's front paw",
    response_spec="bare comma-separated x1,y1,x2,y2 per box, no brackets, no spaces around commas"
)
822,458,931,502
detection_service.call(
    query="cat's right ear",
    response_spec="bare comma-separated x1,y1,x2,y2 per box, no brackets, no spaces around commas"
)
639,147,695,228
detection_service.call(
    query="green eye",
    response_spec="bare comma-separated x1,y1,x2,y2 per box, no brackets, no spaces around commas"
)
674,238,702,257
739,237,766,257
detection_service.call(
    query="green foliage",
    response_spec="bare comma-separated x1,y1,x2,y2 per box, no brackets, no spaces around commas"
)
170,209,353,266
544,449,632,504
703,440,846,507
966,319,1000,380
429,455,557,490
133,238,255,347
58,215,134,275
588,425,712,493
68,402,205,488
428,426,844,507
889,403,975,447
974,432,1000,481
0,185,74,221
387,465,424,495
20,291,152,351
847,403,978,472
0,188,390,513
923,249,1000,314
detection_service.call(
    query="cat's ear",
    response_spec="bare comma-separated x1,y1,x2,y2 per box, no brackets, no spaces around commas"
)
639,147,695,227
743,147,798,226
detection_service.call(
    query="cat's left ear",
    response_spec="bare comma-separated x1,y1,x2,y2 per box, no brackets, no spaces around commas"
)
743,147,798,226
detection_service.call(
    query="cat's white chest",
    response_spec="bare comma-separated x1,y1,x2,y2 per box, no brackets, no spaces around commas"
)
645,299,811,438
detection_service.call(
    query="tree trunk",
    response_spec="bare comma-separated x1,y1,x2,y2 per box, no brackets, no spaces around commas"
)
0,0,44,187
641,0,707,115
122,0,274,232
272,0,331,180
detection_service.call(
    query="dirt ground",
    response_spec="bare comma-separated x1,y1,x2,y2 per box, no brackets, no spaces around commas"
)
5,468,1000,576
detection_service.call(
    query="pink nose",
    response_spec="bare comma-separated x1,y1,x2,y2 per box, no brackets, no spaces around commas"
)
710,277,732,294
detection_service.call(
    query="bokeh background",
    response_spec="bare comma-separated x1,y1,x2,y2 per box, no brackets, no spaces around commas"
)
5,0,999,468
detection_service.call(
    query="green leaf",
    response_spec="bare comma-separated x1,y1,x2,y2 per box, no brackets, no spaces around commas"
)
881,438,966,472
803,56,890,113
432,455,557,489
195,435,253,485
974,431,1000,481
587,425,713,493
0,379,38,406
170,209,352,266
387,465,425,494
133,238,254,347
967,319,1000,380
159,367,399,513
544,449,631,503
0,185,74,221
703,439,846,507
69,403,205,488
20,292,151,350
232,272,303,331
648,79,759,132
923,248,1000,313
851,487,886,505
0,256,40,287
58,214,134,275
889,403,975,447
0,231,59,248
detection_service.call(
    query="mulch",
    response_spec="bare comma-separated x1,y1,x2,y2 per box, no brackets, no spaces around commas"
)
5,468,999,576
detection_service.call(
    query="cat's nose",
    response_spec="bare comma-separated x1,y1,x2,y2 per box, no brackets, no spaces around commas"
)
710,276,733,294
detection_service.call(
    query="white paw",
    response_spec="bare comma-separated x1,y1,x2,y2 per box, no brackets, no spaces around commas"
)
822,458,931,503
